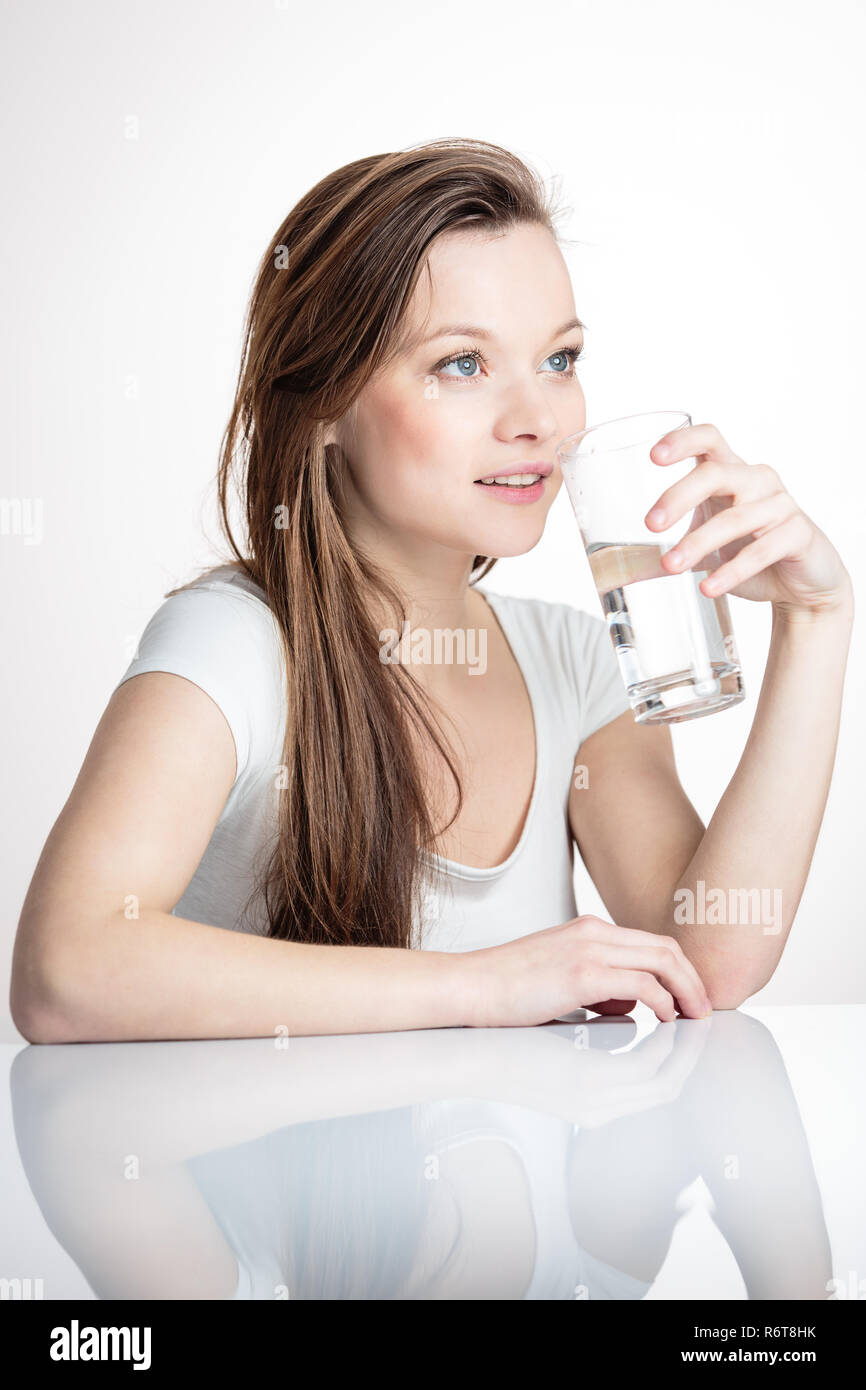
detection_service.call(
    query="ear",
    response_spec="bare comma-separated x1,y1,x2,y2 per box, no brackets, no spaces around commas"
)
323,421,337,448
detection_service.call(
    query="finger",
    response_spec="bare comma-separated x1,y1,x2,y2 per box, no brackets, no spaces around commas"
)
587,968,677,1023
597,942,710,1018
649,421,741,467
645,457,774,533
701,511,814,596
577,917,710,1012
660,490,798,574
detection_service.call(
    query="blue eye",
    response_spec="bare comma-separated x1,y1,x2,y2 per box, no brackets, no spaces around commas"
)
432,342,585,384
440,354,482,378
544,350,574,373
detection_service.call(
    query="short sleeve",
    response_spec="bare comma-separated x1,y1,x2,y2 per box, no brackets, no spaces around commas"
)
568,607,632,746
111,583,284,792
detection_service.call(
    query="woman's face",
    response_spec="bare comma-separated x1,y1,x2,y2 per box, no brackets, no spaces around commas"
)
326,220,586,569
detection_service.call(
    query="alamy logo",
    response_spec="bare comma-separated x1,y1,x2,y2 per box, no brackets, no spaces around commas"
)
0,497,43,545
673,879,783,936
0,1276,44,1299
49,1320,151,1371
378,622,487,674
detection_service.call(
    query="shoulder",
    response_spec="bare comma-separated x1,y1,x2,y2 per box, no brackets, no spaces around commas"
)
126,565,283,683
113,563,286,789
148,562,277,633
478,585,609,663
172,561,276,618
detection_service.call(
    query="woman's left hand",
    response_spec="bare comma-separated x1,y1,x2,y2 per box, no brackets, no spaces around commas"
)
645,423,853,618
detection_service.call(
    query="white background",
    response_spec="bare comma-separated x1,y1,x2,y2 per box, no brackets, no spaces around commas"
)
2,0,865,1038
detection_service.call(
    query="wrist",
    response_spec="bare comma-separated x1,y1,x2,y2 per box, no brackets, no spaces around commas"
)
772,586,854,631
452,949,488,1028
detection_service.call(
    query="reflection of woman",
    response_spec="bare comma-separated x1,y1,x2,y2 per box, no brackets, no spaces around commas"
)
183,1103,655,1300
10,1014,832,1299
11,138,853,1043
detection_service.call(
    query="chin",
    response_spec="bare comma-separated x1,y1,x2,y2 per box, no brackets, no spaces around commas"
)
471,522,548,559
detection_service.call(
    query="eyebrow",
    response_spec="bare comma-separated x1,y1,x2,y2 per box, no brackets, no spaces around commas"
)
410,316,586,351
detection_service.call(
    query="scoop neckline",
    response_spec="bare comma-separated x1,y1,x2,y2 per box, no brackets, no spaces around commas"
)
208,569,544,879
419,586,544,881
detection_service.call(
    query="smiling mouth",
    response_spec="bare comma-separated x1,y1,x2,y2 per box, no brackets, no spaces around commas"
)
474,472,545,488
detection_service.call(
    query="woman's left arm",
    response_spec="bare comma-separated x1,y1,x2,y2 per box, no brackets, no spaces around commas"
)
570,423,855,1009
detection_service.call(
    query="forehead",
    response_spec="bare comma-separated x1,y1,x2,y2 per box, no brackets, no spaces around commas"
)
398,222,574,353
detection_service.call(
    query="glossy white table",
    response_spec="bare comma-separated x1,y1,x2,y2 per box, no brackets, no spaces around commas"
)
2,1004,863,1300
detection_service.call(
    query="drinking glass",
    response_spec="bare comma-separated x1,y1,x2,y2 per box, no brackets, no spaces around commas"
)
557,410,745,724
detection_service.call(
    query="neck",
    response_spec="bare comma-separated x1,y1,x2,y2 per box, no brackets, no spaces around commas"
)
345,525,495,697
350,528,486,634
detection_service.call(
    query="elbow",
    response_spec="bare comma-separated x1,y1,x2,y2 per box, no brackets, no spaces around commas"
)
705,974,765,1012
705,991,748,1012
10,936,85,1045
10,996,70,1045
9,972,66,1043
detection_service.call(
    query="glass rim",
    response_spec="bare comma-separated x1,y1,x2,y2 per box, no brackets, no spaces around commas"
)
557,409,691,459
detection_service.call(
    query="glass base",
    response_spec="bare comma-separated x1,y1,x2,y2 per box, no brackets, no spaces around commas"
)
629,664,745,725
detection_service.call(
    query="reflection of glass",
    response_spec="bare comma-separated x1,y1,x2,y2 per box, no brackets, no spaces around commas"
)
557,411,746,724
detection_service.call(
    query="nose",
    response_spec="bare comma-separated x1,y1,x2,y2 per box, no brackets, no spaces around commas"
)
492,377,564,446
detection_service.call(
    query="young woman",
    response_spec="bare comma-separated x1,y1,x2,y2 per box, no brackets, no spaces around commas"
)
11,138,853,1043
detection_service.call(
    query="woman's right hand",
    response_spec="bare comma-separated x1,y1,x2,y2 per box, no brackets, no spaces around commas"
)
461,914,713,1028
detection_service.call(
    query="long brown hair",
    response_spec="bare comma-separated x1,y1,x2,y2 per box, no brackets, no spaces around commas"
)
172,137,567,947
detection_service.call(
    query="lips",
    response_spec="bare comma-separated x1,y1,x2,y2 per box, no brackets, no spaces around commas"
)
472,476,547,504
474,462,554,483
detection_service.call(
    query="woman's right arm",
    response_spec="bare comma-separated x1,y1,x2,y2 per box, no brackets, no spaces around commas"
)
10,671,472,1043
11,670,712,1043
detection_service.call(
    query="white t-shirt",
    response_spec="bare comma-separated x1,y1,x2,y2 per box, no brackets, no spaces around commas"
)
111,564,631,952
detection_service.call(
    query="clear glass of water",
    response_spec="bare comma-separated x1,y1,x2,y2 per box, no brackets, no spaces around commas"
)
557,410,745,724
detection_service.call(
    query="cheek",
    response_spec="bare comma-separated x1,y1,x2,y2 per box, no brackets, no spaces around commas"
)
355,386,472,498
562,385,587,438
